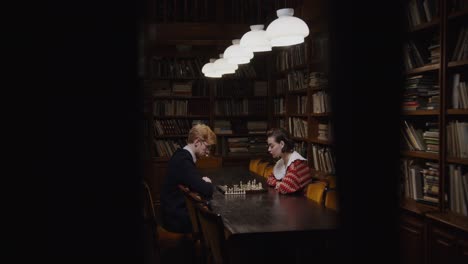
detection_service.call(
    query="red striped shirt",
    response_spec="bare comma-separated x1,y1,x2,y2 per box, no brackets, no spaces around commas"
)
267,160,312,194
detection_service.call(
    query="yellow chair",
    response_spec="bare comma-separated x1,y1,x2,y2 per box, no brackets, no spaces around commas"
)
249,158,262,173
324,189,338,210
196,156,222,169
263,165,274,179
305,181,327,205
256,161,269,176
325,175,337,189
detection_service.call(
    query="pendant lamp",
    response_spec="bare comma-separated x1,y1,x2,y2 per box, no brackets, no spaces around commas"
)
213,54,238,75
240,24,272,52
223,39,254,64
202,58,222,78
266,8,309,47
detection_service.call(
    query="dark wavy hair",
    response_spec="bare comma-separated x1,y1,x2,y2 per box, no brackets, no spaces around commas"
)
266,128,295,153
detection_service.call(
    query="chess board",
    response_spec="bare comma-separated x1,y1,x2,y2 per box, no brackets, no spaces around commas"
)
216,184,267,195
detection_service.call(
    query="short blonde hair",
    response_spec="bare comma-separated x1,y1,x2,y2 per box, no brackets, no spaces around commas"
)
187,124,217,145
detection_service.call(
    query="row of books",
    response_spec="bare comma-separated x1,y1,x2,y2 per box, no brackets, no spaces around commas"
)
154,119,209,136
402,121,439,152
316,122,332,142
291,95,308,114
152,0,216,23
152,80,211,97
406,0,438,28
213,120,267,135
447,121,468,159
452,25,468,61
448,164,468,216
151,57,206,78
275,42,310,72
214,99,267,116
153,100,210,116
401,159,440,205
214,136,268,156
403,74,439,111
452,73,468,109
403,37,439,71
310,144,335,174
289,117,308,138
214,80,268,96
311,91,331,113
154,139,185,157
272,98,285,114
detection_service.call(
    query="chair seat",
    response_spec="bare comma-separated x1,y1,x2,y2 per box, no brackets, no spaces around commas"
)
157,226,192,245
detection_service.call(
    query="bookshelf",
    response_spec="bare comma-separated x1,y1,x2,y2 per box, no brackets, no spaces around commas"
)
270,23,333,180
400,0,468,263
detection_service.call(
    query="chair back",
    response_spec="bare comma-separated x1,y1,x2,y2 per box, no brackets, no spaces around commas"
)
144,180,161,255
249,158,262,172
178,185,205,240
255,161,269,176
196,203,228,264
305,181,327,205
325,175,337,189
324,189,339,210
196,156,222,169
263,165,274,178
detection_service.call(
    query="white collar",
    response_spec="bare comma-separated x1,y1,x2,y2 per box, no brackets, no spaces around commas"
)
183,145,197,163
273,151,307,180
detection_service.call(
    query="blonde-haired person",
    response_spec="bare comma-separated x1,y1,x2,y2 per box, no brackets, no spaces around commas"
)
266,128,312,194
160,124,217,233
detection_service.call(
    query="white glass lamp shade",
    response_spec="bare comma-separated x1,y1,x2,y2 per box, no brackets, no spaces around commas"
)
240,25,272,52
202,59,222,78
213,54,238,75
223,39,254,64
266,8,309,47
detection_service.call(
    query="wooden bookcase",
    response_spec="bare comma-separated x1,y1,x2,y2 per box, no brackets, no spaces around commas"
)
270,28,333,181
400,0,468,263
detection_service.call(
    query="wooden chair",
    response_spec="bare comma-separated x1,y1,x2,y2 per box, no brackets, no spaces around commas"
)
178,184,209,263
196,156,222,169
325,175,337,189
195,203,229,264
324,189,339,210
263,165,274,179
249,158,262,173
144,181,188,261
255,161,269,177
304,181,327,205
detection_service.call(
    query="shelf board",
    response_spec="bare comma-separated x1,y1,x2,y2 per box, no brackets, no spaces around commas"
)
402,110,438,116
446,157,468,165
155,115,210,119
309,138,332,145
408,18,440,32
310,112,330,117
216,133,266,137
149,77,204,80
448,9,468,20
215,96,267,99
289,113,308,117
154,96,210,99
448,60,468,68
400,197,438,215
426,211,468,233
401,150,439,160
446,109,468,115
154,135,186,138
288,88,308,94
215,115,267,118
406,63,439,74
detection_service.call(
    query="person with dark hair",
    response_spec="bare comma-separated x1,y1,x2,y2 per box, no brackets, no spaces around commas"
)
160,124,216,233
266,128,312,194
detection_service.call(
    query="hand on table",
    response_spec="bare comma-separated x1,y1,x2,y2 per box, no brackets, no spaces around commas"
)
202,176,212,183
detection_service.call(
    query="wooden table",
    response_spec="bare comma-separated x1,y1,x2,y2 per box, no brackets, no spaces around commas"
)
200,167,339,263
